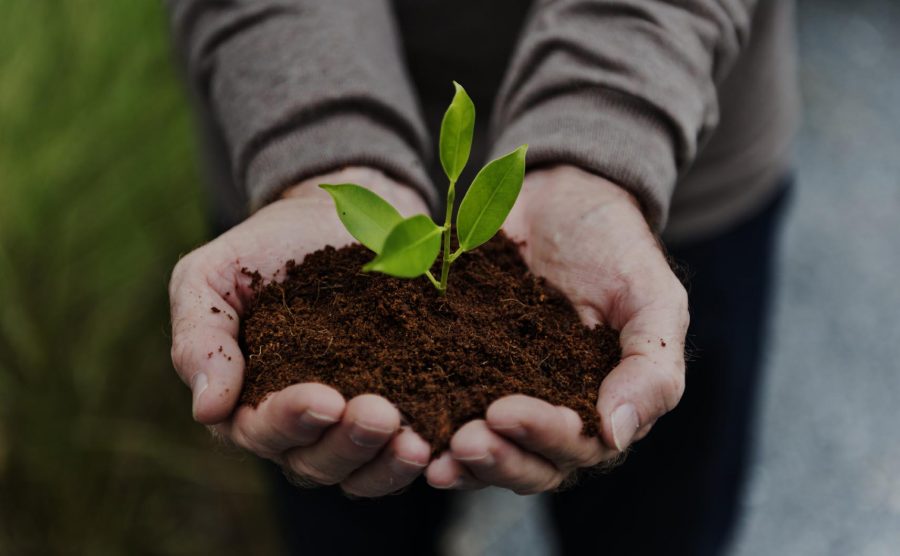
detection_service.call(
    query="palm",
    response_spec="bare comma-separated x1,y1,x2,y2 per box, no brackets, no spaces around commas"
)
214,195,356,292
504,168,672,333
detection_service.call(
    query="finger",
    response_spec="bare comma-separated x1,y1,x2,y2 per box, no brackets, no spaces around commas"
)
169,248,246,424
339,427,430,497
425,451,487,491
450,420,563,495
283,394,400,486
597,280,689,452
223,383,345,458
486,395,616,469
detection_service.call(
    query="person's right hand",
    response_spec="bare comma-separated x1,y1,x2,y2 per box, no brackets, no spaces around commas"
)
169,167,433,497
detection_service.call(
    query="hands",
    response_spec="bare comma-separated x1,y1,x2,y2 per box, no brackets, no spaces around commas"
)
169,167,435,497
170,164,688,498
425,165,689,494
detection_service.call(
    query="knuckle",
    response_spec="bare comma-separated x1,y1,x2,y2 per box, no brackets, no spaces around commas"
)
340,478,399,499
669,370,686,403
229,426,256,453
229,425,277,459
570,447,603,470
490,444,517,471
339,482,370,498
541,474,564,492
557,406,584,431
390,456,424,478
668,281,691,330
547,446,583,471
514,475,562,495
170,334,193,372
169,342,182,369
671,280,689,310
660,370,686,413
512,486,539,495
328,446,374,472
341,472,408,499
287,454,340,486
512,482,542,495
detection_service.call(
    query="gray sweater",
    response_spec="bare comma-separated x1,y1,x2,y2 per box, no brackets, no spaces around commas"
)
167,0,797,243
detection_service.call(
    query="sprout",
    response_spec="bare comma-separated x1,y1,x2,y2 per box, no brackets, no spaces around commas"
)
321,82,527,294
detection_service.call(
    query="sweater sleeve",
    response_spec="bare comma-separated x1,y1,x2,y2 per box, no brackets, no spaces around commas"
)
165,0,437,211
489,0,757,230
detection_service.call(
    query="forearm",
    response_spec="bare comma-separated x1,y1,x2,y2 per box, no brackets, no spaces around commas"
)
489,0,757,231
166,0,437,212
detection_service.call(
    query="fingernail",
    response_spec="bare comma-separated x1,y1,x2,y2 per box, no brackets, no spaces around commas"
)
455,452,495,467
389,456,427,474
298,410,339,430
349,422,395,448
190,373,208,419
611,403,640,451
491,423,527,440
432,479,459,490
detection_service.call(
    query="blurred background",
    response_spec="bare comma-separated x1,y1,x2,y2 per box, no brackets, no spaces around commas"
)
0,1,281,553
0,0,897,554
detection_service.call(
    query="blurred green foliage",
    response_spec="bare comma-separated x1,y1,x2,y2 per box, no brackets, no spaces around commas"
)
0,1,280,553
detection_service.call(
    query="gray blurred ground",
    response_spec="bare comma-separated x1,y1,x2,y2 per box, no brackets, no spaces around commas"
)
731,0,900,554
448,1,900,554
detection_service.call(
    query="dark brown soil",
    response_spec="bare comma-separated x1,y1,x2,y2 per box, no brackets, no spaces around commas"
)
238,234,620,453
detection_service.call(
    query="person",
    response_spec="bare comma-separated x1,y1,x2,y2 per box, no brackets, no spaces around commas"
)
165,0,796,554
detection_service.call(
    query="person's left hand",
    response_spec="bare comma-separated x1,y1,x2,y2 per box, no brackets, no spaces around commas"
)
425,165,689,493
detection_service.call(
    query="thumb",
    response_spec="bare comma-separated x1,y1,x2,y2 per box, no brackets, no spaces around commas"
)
596,283,689,452
169,247,247,424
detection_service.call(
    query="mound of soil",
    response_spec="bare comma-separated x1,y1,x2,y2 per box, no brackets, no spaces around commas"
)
238,234,620,453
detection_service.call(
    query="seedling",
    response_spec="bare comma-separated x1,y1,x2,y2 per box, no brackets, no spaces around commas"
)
320,82,527,295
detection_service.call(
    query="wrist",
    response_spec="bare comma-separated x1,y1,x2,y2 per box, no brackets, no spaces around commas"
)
281,166,431,216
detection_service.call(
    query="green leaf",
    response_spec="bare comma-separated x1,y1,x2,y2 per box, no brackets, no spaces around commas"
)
363,215,442,278
439,81,475,183
319,183,403,253
456,145,528,252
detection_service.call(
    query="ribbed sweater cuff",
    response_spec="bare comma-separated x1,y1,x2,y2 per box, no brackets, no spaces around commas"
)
245,112,438,212
491,89,678,231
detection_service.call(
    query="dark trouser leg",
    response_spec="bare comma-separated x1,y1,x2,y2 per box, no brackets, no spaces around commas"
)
266,464,455,556
548,185,790,556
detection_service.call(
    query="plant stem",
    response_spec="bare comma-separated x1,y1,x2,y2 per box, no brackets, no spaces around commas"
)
424,270,441,289
438,179,456,294
448,246,464,264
